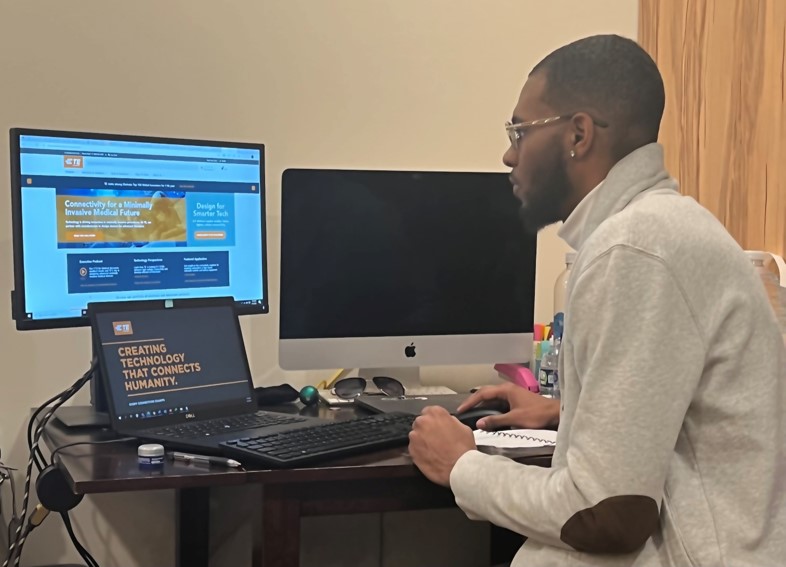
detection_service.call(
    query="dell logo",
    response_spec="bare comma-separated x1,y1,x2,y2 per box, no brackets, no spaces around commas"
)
185,413,196,419
404,342,416,358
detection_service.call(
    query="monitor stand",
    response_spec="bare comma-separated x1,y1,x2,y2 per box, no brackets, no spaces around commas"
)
53,347,111,429
357,367,422,391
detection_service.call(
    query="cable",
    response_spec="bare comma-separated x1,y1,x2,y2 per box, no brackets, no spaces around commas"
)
8,373,91,567
11,379,88,567
316,368,350,390
13,463,103,567
28,388,76,472
3,363,95,567
8,505,49,567
0,466,18,553
61,512,98,567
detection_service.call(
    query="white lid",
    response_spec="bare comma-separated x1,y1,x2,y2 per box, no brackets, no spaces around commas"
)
565,252,576,265
137,443,165,457
745,250,771,263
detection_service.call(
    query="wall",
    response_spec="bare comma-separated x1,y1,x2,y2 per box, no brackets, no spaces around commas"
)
0,1,637,565
639,0,786,257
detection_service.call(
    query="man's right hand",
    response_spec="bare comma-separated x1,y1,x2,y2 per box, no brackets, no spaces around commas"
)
457,383,560,431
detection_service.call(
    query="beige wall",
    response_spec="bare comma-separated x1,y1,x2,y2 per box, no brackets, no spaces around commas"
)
0,1,637,565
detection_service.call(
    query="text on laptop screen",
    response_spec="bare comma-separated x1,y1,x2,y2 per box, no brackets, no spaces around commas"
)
12,131,267,326
94,305,255,423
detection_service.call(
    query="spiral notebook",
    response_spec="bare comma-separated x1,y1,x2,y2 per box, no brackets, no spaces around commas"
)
474,428,557,449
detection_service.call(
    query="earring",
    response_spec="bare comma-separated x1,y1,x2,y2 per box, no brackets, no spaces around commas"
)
570,150,576,158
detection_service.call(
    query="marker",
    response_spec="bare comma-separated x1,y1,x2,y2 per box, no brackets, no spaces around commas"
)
169,451,241,468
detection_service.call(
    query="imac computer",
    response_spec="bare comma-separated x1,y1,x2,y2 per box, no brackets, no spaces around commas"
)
279,169,537,385
9,128,268,422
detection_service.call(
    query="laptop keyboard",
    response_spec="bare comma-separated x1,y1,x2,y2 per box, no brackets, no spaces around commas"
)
220,412,416,467
144,410,308,439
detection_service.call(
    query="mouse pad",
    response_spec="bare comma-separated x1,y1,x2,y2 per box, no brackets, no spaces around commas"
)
355,393,472,416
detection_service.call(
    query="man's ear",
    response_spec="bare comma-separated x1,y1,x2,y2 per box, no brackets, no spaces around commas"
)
567,112,595,159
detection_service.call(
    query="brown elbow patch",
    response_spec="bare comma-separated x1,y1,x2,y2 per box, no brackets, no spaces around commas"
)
560,495,659,554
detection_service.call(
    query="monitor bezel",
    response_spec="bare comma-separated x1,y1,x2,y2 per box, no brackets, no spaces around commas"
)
277,167,537,371
88,296,257,428
9,127,269,330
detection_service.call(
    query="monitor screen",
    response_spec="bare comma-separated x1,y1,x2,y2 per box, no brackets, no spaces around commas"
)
279,169,537,370
90,298,255,427
9,129,268,329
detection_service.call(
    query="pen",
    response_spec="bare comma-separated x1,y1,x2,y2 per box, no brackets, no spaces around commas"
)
169,451,242,468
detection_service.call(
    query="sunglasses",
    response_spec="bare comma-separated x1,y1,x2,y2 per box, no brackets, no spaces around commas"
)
331,376,406,400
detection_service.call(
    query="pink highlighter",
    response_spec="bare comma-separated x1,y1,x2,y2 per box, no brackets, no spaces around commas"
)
494,363,539,393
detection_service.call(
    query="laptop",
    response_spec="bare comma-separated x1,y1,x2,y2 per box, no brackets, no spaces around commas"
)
89,297,326,453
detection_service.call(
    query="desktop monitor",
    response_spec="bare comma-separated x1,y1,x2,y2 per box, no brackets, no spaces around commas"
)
9,128,268,330
279,169,537,372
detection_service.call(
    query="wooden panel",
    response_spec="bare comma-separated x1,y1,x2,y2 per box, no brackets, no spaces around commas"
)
639,0,786,257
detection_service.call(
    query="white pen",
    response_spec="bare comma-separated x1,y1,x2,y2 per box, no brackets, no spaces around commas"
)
169,451,242,468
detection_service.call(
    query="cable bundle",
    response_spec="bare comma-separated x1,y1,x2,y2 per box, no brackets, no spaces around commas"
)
3,363,99,567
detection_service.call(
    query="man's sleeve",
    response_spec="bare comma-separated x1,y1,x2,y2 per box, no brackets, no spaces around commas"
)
450,245,706,553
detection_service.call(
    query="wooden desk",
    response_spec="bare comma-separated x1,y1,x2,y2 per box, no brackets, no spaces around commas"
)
42,404,553,567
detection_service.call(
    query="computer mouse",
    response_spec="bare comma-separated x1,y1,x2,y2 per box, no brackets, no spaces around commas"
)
455,408,504,430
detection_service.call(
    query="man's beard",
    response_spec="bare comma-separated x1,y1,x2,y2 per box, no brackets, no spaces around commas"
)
517,153,571,233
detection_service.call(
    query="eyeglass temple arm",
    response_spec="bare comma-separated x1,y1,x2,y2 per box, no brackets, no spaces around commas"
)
560,113,610,128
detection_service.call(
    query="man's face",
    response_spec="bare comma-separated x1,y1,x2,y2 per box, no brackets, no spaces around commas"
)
503,74,572,233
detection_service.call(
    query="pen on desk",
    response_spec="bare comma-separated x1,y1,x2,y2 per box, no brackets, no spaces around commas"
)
168,451,242,468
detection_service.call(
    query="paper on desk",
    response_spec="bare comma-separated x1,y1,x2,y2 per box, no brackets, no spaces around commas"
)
473,428,557,448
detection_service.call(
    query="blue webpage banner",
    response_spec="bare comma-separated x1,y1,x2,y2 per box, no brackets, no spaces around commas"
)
67,251,230,293
54,188,237,249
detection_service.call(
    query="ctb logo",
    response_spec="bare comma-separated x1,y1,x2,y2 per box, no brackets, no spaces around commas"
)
63,155,83,168
112,321,133,336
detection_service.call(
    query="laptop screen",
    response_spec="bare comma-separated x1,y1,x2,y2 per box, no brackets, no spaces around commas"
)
91,298,255,428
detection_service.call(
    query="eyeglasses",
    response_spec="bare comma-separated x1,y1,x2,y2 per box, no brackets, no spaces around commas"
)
331,376,406,400
505,113,609,150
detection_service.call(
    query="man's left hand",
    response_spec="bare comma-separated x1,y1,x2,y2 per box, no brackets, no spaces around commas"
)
408,405,477,487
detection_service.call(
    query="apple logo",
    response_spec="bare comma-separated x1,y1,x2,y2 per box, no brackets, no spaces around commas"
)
404,342,416,358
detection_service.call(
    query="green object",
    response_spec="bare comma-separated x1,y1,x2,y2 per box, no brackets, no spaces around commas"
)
298,385,320,406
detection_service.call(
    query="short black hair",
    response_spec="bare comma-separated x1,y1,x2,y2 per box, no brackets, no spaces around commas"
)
530,34,665,156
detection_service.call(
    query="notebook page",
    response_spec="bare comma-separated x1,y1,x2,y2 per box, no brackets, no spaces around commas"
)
474,428,557,448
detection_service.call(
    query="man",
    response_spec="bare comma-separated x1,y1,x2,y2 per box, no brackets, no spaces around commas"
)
408,34,786,566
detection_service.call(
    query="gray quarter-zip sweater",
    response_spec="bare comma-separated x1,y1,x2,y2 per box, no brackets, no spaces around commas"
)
450,143,786,566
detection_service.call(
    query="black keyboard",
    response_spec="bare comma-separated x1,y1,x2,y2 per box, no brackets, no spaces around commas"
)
144,411,308,439
219,412,416,467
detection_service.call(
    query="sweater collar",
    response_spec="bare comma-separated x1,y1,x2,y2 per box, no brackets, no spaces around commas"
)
557,143,676,251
